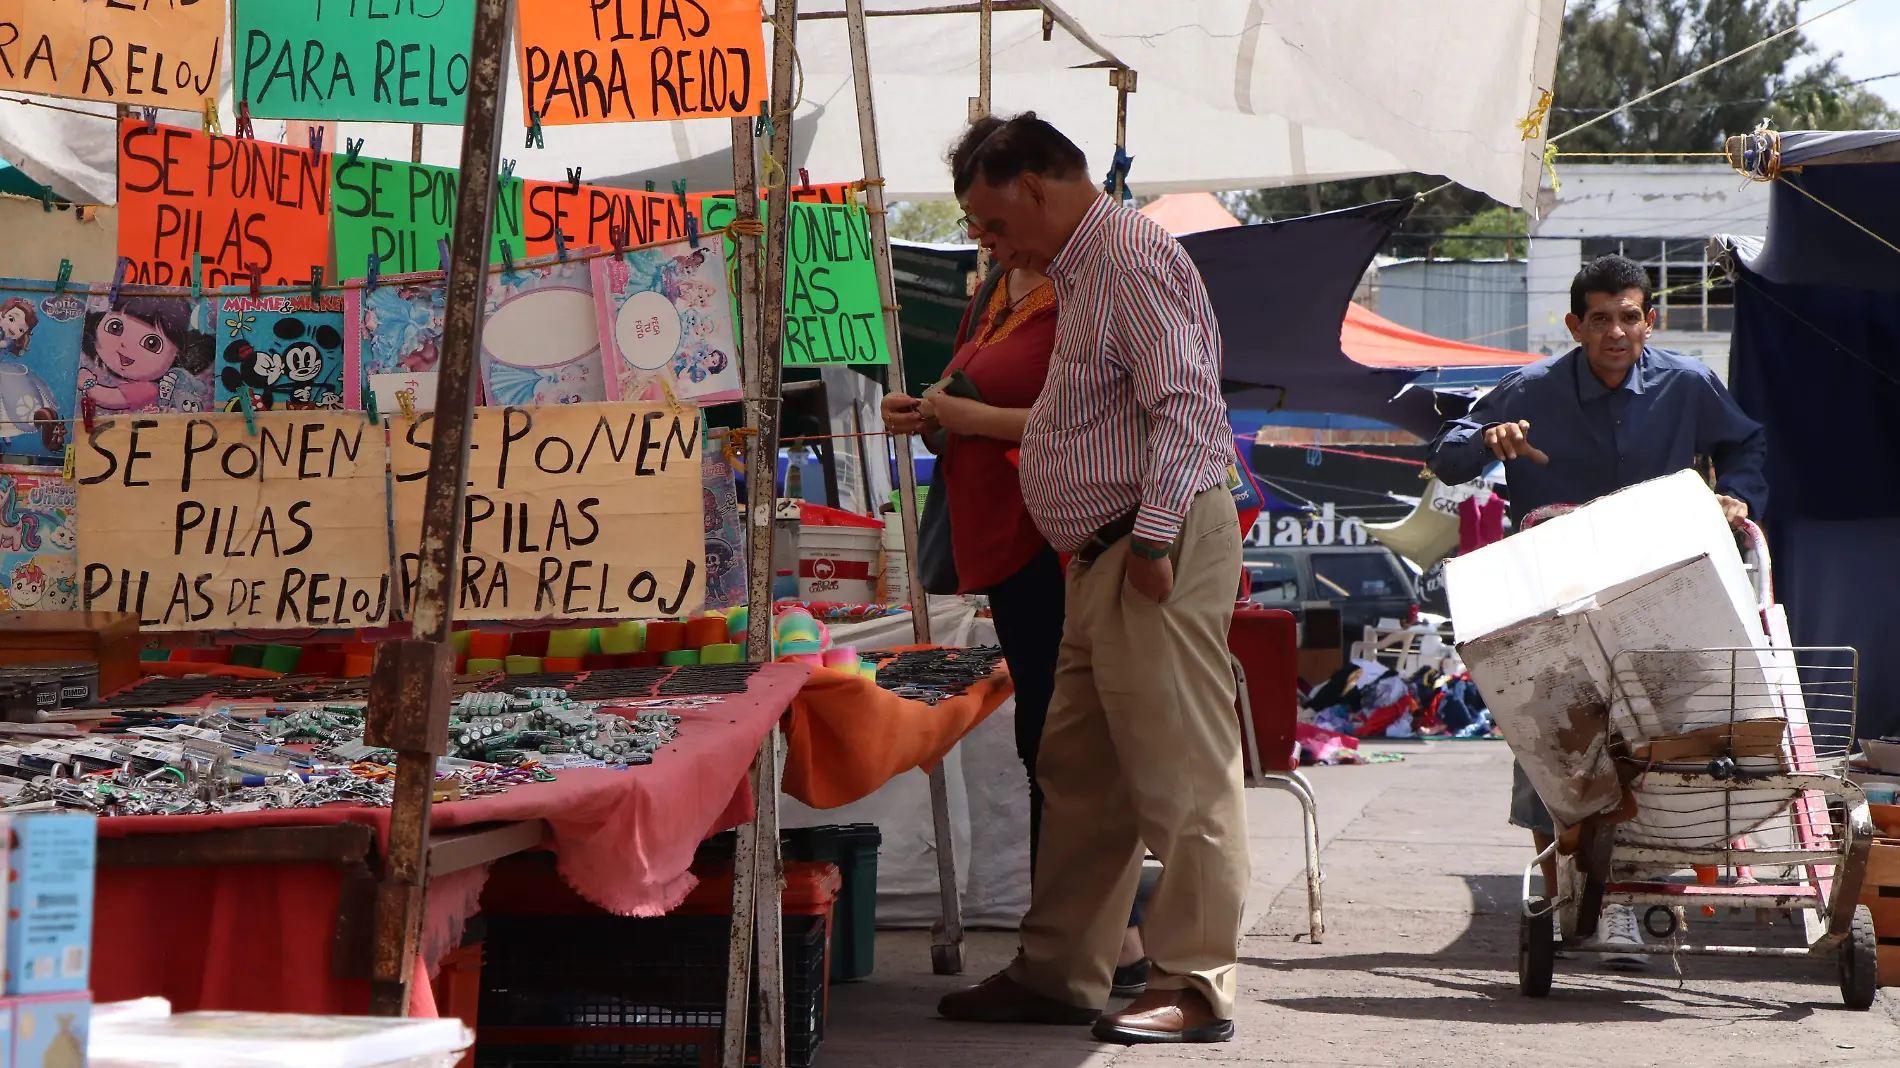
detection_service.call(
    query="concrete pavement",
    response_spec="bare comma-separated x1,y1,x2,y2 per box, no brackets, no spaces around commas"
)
815,740,1900,1067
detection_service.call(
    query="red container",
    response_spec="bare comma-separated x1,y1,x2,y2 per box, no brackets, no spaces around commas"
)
542,657,584,672
298,644,344,677
625,652,662,668
466,631,512,661
510,630,551,657
643,621,687,654
1229,607,1300,774
683,616,728,650
582,653,623,670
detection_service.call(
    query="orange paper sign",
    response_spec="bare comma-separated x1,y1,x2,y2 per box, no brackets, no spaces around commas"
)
522,180,691,257
0,0,226,106
516,0,765,125
118,120,332,290
685,181,855,218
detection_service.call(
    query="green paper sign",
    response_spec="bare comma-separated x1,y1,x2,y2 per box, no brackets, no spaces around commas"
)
235,0,478,124
332,155,524,277
700,197,890,366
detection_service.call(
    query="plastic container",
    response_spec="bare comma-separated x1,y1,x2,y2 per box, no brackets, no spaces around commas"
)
597,621,644,656
796,525,883,604
465,658,505,675
541,657,584,673
660,649,701,667
781,827,882,982
643,621,687,654
261,644,302,674
545,628,594,659
466,632,511,661
448,630,474,656
683,616,729,650
503,655,544,675
699,643,744,664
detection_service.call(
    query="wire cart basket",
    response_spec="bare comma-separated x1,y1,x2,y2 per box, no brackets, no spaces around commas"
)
1513,524,1881,1008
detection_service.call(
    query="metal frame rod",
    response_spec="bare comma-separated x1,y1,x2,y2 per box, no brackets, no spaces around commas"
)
364,0,513,1018
843,0,966,977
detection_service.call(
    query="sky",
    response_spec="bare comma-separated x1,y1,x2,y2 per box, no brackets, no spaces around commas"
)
1798,0,1900,111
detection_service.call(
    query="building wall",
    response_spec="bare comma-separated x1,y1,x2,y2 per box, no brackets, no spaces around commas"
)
1376,259,1527,352
1527,165,1771,382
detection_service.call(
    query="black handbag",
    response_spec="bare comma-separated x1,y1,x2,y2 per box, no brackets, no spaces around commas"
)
916,264,1006,596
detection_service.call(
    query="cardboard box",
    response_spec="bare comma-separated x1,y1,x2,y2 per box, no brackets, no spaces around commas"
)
12,993,85,1068
5,815,94,997
1445,474,1798,845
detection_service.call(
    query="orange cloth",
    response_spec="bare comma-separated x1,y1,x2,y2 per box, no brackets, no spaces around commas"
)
781,650,1015,809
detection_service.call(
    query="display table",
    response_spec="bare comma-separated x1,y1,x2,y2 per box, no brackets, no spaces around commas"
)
92,663,812,1015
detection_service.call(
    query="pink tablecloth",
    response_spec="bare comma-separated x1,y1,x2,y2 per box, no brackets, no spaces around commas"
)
93,663,810,1014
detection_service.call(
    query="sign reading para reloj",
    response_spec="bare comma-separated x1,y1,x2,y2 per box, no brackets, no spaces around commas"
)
390,402,704,620
234,0,478,124
117,120,332,290
700,197,889,365
0,0,226,107
76,411,392,631
516,0,765,125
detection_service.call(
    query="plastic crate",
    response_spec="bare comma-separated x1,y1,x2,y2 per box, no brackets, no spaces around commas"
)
700,825,882,982
477,912,829,1068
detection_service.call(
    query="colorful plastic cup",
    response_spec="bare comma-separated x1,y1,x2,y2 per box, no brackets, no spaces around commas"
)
466,658,505,675
699,643,744,664
504,655,544,675
645,620,688,654
661,649,701,666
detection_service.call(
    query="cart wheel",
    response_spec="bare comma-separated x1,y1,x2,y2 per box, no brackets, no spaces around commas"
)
1838,904,1878,1011
1519,899,1555,998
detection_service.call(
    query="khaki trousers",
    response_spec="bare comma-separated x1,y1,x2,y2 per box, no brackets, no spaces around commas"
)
1007,488,1249,1018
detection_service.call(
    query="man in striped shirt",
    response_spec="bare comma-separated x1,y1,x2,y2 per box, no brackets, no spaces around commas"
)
934,113,1248,1046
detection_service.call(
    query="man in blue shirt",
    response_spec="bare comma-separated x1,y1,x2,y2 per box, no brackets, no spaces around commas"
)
1426,253,1768,966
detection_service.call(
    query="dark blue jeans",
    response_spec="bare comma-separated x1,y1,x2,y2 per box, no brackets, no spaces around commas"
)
988,544,1145,930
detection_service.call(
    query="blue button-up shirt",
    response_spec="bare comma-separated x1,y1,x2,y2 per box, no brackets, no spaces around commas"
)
1426,346,1768,526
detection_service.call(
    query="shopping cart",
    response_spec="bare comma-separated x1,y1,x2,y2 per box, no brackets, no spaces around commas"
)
1512,522,1881,1008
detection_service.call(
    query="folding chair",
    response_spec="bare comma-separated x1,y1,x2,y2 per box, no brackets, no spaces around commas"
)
1229,606,1324,942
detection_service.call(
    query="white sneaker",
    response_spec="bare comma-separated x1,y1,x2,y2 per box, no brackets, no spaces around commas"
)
1596,903,1649,971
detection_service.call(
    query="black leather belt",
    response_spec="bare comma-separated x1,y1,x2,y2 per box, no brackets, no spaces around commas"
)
1076,511,1139,565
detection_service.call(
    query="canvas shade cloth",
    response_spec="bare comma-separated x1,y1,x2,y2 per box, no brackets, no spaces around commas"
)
90,664,809,1015
1,1,1561,211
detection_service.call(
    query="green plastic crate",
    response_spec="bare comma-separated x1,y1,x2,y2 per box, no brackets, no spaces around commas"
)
783,824,882,982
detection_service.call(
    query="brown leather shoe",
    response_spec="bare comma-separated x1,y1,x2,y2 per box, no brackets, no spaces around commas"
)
938,971,1099,1025
1091,988,1235,1044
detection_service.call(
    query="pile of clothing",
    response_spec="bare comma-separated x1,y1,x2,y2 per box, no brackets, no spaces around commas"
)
1298,660,1496,762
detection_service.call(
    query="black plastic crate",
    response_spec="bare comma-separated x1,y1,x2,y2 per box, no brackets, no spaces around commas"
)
478,911,829,1068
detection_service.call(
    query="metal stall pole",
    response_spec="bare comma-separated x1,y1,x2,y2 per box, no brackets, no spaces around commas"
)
724,4,801,1065
971,0,993,281
363,0,513,1018
842,0,966,976
1108,67,1136,200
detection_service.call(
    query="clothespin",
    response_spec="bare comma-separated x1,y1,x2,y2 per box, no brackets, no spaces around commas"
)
553,228,569,263
61,445,75,482
235,101,255,140
499,158,517,183
436,239,451,272
609,222,627,260
366,252,381,291
346,137,365,164
685,211,700,249
799,167,811,191
80,397,96,435
190,253,204,300
396,389,415,421
659,378,683,415
671,179,688,209
498,240,516,276
362,371,379,424
308,126,325,162
108,256,129,304
39,188,51,213
566,166,582,193
644,180,655,193
238,386,259,436
54,259,72,295
246,265,262,298
203,100,221,136
309,266,324,303
526,108,545,150
141,107,157,134
755,113,775,140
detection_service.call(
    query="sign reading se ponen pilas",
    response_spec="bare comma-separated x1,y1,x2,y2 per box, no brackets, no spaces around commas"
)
390,402,704,621
516,0,765,125
0,0,226,106
76,412,392,631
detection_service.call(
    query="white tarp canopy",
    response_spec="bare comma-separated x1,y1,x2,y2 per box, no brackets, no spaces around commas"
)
0,0,1561,213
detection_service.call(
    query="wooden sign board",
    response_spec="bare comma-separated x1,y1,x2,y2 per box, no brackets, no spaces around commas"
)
76,412,392,631
0,0,226,107
390,402,703,621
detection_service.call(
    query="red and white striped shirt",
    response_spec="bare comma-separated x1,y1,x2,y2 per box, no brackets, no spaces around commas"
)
1020,195,1234,553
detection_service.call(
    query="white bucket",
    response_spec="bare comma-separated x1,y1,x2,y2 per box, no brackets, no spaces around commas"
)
882,514,910,604
798,524,883,604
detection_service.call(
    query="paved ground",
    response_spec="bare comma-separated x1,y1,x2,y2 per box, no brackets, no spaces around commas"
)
817,741,1900,1067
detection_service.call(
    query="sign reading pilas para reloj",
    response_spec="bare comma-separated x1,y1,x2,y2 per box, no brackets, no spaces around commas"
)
76,411,392,631
516,0,765,125
390,402,704,621
234,0,478,124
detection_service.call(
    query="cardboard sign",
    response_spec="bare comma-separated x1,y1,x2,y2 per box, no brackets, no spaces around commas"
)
0,0,226,106
0,471,77,612
390,402,703,620
213,293,347,412
76,412,392,631
333,154,524,276
523,181,690,257
118,120,332,289
701,197,889,365
516,0,765,125
591,236,742,404
235,0,477,124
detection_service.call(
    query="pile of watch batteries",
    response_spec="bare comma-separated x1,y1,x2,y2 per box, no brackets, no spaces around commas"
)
0,686,684,817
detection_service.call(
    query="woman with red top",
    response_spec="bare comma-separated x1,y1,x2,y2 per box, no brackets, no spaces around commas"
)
883,264,1151,997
